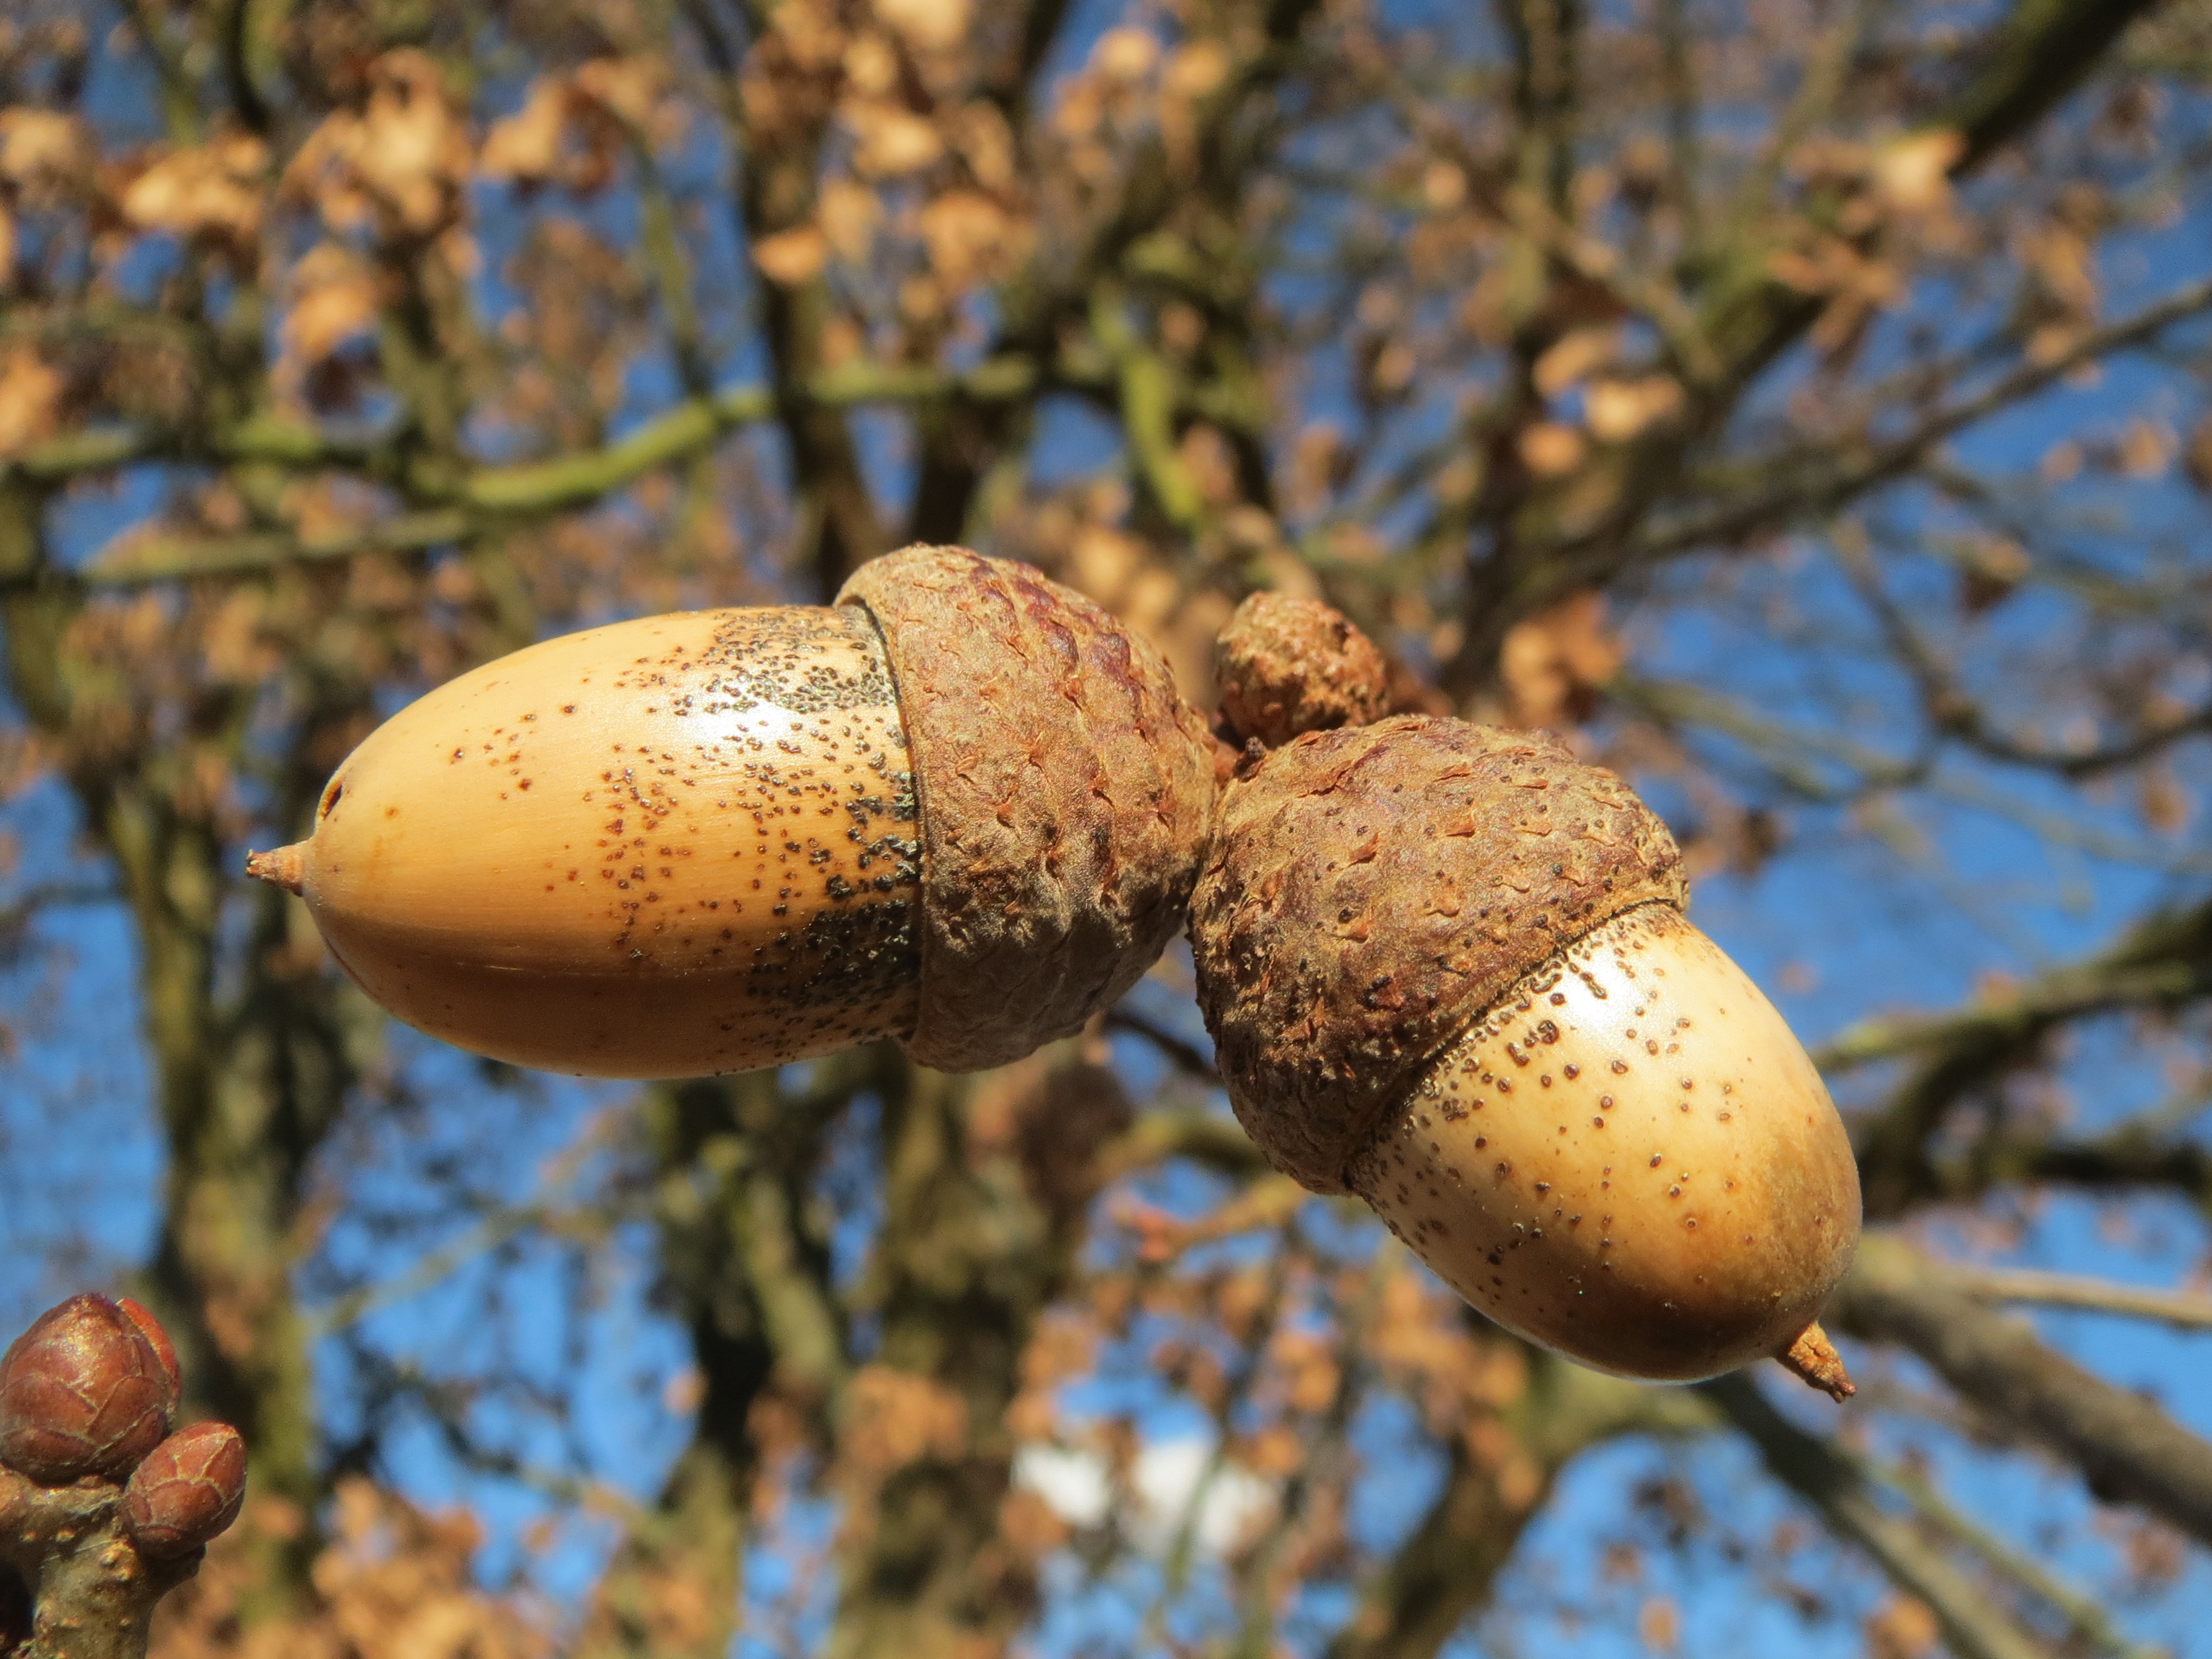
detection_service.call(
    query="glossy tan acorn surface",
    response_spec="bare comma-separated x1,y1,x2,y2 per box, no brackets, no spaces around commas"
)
276,605,923,1076
1191,713,1861,1390
1348,903,1860,1381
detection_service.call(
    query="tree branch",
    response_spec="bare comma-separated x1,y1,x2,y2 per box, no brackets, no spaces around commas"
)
1706,1373,2060,1659
1925,1263,2212,1333
1824,893,2212,1216
0,1469,203,1659
1629,275,2212,566
1832,1235,2212,1548
1327,1353,1713,1659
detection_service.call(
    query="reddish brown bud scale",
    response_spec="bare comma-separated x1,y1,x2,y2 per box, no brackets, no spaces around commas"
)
121,1422,247,1558
0,1295,175,1485
116,1298,181,1406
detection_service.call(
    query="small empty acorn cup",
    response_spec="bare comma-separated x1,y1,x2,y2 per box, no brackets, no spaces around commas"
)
1190,597,1861,1396
247,548,1216,1078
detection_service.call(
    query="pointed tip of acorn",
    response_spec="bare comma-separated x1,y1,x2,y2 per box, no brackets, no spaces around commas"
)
244,845,306,894
1776,1321,1854,1401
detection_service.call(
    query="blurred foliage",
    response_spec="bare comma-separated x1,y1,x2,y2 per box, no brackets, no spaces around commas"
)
6,0,2212,1654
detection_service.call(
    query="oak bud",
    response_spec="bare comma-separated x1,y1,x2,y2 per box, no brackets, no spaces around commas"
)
121,1422,248,1559
1215,592,1390,749
0,1295,176,1484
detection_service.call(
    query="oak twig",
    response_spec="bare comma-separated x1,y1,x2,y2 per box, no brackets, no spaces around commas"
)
1833,1235,2212,1547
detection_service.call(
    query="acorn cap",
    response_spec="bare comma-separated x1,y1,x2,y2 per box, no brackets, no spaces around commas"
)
1190,716,1688,1193
839,547,1216,1073
1215,592,1390,748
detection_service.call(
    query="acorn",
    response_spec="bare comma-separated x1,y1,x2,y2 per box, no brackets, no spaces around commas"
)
1190,610,1860,1396
121,1422,248,1559
246,547,1215,1078
0,1295,177,1484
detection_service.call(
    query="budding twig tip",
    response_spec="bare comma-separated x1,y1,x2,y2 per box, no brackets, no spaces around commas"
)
1777,1321,1855,1401
244,845,306,895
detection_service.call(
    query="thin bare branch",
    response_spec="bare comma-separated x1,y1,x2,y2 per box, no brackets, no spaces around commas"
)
1928,1263,2212,1332
1833,1235,2212,1547
1707,1373,2062,1659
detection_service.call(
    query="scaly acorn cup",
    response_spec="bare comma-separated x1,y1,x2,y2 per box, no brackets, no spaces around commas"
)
1191,615,1860,1396
246,547,1215,1078
1213,591,1390,751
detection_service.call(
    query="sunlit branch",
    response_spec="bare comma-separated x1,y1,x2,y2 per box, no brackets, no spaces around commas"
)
4,412,376,488
1707,1372,2083,1659
1615,676,2212,882
1819,893,2212,1074
21,359,1070,589
628,137,714,399
1610,673,1923,803
345,1344,632,1515
1718,0,1882,249
1400,106,1721,384
83,510,474,587
1327,1355,1714,1659
1838,529,2212,780
1928,1262,2212,1333
215,0,271,135
1832,1235,2212,1547
1092,287,1207,532
1630,275,2212,565
1097,1108,1272,1183
116,0,202,144
1945,1130,2212,1213
1947,0,2165,170
1228,1236,1381,1659
1423,0,2177,678
1872,1453,2167,1659
1136,1242,1291,1650
0,880,121,954
0,1462,207,1659
1001,0,1075,121
301,1185,634,1341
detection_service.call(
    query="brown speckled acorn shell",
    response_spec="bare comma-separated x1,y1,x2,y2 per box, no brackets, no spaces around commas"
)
1215,592,1390,748
842,547,1217,1073
1190,716,1688,1193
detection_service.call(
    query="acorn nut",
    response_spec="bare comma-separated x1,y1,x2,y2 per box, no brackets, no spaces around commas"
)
246,547,1216,1078
0,1294,177,1484
121,1422,248,1559
1191,709,1862,1396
